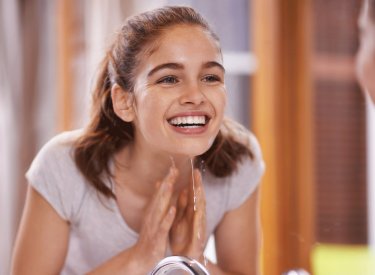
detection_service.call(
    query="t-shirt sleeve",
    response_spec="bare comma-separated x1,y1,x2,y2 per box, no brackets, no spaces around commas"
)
25,132,83,222
225,133,265,211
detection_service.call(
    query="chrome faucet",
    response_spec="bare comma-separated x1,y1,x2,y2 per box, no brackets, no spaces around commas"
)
150,256,210,275
283,269,310,275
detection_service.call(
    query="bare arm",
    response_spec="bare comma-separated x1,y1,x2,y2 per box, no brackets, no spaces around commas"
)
88,167,178,275
12,167,178,275
170,168,261,275
11,185,70,275
207,187,261,275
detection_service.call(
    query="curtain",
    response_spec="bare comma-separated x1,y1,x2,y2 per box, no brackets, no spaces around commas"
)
0,1,166,274
0,0,23,273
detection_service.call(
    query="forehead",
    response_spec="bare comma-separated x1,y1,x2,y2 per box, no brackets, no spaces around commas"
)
158,24,218,46
143,24,221,62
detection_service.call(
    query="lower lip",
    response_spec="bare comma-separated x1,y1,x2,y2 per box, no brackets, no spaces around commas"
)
168,123,210,135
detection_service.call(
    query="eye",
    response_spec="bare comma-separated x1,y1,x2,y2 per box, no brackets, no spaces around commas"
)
202,74,221,83
157,76,179,84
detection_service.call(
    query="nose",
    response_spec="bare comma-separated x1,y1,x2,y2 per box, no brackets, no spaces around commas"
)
179,82,206,106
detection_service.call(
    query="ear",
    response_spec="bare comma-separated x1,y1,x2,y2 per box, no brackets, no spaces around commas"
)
111,83,135,122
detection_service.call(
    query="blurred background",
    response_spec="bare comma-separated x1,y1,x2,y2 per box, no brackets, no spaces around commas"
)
0,0,373,274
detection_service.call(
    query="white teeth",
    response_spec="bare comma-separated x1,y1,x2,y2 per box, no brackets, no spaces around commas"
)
169,115,206,126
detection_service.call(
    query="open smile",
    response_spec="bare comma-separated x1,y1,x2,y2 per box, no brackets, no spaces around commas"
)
168,115,209,127
167,113,211,133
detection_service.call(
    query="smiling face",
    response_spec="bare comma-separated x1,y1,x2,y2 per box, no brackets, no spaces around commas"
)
356,0,375,104
129,24,226,157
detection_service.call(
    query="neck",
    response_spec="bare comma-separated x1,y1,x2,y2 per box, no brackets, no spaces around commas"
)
113,143,194,198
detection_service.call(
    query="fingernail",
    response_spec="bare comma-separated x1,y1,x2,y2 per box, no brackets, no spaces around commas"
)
169,206,176,216
155,181,161,189
170,166,175,176
168,166,176,177
163,180,172,190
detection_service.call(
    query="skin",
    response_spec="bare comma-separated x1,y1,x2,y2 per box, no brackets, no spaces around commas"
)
356,0,375,104
128,25,226,158
11,25,260,275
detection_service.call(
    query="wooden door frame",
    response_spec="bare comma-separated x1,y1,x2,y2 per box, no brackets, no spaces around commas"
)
251,0,315,274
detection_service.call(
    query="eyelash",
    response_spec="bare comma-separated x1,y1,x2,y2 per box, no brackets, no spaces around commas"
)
156,74,222,85
202,74,221,83
157,76,179,84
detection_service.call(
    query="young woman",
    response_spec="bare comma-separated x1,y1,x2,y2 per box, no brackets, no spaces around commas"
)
357,0,375,104
11,6,265,275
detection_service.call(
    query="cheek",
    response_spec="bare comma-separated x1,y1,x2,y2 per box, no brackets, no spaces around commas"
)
207,88,227,114
221,90,227,111
133,92,178,144
134,94,162,129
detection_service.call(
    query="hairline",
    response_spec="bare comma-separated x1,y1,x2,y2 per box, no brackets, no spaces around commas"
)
130,23,222,85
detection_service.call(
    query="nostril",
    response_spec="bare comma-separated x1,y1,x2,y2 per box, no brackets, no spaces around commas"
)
180,92,206,105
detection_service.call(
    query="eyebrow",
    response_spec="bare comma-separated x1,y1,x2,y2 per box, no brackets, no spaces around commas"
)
147,61,225,77
147,63,184,77
203,61,225,73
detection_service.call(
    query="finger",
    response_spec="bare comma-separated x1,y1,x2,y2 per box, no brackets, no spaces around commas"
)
154,206,176,254
186,169,198,219
154,166,178,208
194,169,206,211
192,206,206,251
188,169,204,214
155,180,161,189
188,169,196,206
193,170,206,246
160,206,176,234
148,166,178,222
175,188,188,223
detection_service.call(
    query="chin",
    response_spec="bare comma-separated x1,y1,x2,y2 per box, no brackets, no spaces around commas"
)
173,146,209,158
169,138,215,158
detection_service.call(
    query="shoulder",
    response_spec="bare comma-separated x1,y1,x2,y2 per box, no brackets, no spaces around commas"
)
28,128,85,179
31,129,83,167
39,129,83,156
29,128,85,181
26,129,88,221
221,118,265,209
204,118,265,211
219,154,264,211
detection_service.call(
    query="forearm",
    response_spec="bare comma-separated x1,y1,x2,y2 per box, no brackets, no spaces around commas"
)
86,246,153,275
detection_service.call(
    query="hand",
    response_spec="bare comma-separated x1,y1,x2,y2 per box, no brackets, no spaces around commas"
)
131,167,178,272
169,169,206,262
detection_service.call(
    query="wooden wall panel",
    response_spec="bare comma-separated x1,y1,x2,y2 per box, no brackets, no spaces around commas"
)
312,0,368,245
56,0,85,131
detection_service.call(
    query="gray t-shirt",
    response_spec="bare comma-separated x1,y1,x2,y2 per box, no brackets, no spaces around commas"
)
26,130,265,274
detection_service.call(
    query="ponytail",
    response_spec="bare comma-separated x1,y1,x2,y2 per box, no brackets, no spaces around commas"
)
74,55,134,198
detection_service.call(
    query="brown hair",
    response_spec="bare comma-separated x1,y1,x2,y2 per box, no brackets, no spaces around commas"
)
74,6,254,199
